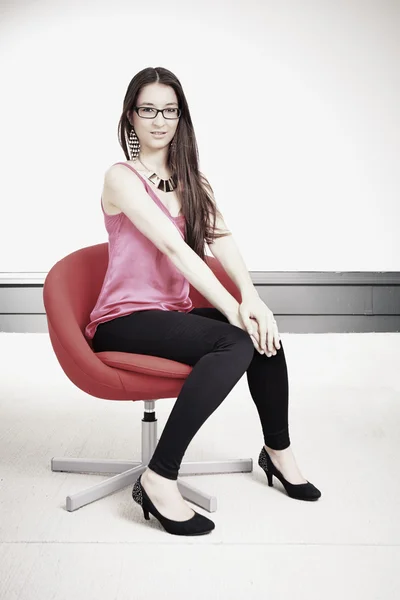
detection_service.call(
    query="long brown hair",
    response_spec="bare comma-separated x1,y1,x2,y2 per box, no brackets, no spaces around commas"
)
117,66,231,262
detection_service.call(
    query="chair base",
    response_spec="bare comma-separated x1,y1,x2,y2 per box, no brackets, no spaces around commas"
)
51,401,253,513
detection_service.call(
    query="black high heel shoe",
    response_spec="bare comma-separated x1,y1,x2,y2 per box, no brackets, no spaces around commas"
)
132,474,215,536
258,447,321,501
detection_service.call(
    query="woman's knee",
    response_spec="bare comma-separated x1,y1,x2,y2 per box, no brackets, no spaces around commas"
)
224,326,255,365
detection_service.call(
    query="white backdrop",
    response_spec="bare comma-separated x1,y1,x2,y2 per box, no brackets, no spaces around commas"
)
0,0,398,273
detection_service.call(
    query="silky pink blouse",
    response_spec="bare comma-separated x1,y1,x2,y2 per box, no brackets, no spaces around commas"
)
84,162,193,340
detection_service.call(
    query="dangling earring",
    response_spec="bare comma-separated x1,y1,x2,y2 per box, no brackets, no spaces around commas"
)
128,128,140,160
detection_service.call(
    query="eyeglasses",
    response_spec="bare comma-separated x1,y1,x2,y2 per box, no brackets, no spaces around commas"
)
134,106,181,119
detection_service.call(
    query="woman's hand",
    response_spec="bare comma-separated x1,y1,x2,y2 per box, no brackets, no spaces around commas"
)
239,294,280,356
226,309,263,354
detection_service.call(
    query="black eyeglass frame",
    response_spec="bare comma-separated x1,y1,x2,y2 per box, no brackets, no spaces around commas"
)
133,106,181,119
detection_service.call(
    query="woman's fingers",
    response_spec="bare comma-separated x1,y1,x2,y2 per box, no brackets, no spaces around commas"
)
262,320,280,356
274,330,281,350
248,320,264,354
266,318,276,354
250,317,281,357
250,334,263,354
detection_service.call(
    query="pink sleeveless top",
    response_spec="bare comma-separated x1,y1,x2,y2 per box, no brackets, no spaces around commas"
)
84,162,193,340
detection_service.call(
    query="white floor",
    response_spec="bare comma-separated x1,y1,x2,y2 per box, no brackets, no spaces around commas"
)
0,332,399,600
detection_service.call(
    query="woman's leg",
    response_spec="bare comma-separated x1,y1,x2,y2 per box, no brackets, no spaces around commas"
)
193,309,309,484
190,308,290,450
92,308,255,480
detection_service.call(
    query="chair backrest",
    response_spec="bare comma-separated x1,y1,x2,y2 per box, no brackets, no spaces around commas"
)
44,243,109,342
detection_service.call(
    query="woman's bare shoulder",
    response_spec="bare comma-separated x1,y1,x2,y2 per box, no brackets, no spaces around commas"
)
102,161,149,215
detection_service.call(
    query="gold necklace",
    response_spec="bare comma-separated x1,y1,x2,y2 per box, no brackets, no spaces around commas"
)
136,157,176,193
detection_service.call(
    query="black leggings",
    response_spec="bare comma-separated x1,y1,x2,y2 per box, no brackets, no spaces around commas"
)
92,307,290,480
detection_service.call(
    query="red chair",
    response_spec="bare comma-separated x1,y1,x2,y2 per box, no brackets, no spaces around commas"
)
43,243,253,512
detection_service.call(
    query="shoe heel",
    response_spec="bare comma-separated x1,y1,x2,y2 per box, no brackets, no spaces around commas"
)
258,447,274,486
143,507,150,520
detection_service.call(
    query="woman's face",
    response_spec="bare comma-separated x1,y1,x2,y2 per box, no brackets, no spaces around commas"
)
131,83,180,151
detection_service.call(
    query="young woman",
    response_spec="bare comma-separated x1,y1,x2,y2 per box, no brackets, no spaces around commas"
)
85,66,321,536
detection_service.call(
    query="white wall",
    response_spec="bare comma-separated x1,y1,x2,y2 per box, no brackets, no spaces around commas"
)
0,0,398,273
